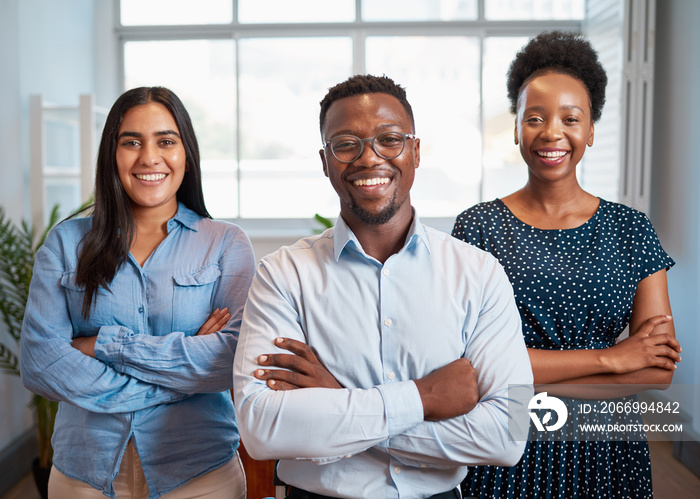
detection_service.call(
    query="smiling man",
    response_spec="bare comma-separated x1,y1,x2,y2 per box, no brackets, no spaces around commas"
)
233,75,533,499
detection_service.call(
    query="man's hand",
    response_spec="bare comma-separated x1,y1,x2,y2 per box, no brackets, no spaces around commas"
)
254,337,343,390
413,358,479,421
197,307,230,336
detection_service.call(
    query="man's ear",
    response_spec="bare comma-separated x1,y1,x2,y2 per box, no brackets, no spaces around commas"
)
413,137,421,169
320,149,329,177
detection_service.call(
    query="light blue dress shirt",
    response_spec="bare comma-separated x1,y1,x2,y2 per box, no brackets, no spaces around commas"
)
234,213,533,499
21,203,255,499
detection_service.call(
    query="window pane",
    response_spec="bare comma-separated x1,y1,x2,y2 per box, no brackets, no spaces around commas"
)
238,0,355,23
44,108,80,172
482,37,528,201
578,34,622,202
120,0,233,26
485,0,584,20
363,0,477,21
366,36,480,217
46,179,81,223
238,37,352,218
123,39,238,217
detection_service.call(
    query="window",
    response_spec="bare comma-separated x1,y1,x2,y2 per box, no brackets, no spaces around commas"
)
118,0,594,228
120,0,233,25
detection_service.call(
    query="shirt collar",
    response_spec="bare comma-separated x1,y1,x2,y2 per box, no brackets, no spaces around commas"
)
332,209,430,262
167,202,200,233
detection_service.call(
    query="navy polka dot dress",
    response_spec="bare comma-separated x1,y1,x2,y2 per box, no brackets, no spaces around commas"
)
452,198,674,499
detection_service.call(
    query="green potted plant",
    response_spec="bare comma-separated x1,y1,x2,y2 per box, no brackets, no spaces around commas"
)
313,213,334,233
0,205,60,499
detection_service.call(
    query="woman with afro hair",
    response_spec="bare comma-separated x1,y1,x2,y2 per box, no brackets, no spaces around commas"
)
452,31,680,498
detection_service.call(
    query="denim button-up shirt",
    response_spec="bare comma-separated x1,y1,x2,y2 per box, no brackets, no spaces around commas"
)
21,203,255,499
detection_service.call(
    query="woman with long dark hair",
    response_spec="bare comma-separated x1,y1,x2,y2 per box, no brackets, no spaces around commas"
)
21,87,254,498
453,32,681,498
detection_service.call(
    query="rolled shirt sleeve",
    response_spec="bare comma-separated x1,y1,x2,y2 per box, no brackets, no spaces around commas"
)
93,230,255,394
21,239,186,413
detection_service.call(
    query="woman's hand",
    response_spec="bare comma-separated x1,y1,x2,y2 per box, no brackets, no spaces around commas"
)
72,336,97,358
72,307,232,357
196,307,230,336
254,337,343,390
72,308,229,360
602,315,681,374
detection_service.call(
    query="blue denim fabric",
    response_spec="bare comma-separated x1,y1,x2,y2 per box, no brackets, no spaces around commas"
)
21,203,255,499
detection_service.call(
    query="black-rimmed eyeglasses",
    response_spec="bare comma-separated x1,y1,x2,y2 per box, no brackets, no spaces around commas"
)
323,131,417,164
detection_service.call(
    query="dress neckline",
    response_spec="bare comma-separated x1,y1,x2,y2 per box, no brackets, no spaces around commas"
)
494,197,604,232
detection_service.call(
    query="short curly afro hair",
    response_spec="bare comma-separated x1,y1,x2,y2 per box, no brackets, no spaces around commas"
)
319,74,415,136
507,30,608,122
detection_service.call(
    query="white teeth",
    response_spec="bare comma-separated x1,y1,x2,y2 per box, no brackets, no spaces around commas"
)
353,177,390,186
537,151,568,158
135,173,166,181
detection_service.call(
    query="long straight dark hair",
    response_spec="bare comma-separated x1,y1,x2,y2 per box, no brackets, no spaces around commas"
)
75,86,210,318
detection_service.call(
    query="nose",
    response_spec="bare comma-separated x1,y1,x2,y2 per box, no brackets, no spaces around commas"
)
139,142,162,166
541,119,564,141
354,138,384,165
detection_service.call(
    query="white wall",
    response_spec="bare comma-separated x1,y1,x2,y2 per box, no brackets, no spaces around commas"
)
651,0,700,434
0,0,24,222
0,0,34,455
0,0,101,454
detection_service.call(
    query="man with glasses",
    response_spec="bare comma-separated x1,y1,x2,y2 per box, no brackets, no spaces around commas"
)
233,74,532,499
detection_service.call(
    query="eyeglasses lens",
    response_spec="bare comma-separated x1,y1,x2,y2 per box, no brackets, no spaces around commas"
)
330,132,406,163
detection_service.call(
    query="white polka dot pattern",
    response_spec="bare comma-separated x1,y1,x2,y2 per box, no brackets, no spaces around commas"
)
452,198,674,498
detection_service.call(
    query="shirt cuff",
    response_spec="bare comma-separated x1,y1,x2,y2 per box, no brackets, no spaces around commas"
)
94,325,133,366
375,380,424,438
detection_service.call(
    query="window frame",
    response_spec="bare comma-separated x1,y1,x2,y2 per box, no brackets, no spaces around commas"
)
114,0,585,235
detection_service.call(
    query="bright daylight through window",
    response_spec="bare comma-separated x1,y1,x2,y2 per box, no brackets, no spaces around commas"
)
119,0,589,224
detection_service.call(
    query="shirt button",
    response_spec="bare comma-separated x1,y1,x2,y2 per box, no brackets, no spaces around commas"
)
387,372,395,380
384,318,392,327
394,466,401,474
345,454,352,459
382,268,390,276
138,306,144,313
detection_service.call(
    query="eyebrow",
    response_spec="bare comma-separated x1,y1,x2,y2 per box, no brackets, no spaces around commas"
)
330,123,404,138
525,105,586,113
117,130,181,139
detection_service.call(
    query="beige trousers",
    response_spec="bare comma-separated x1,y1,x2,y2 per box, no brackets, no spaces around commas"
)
48,441,246,499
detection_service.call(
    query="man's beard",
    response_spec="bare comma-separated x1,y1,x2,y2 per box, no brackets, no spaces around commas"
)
348,190,398,226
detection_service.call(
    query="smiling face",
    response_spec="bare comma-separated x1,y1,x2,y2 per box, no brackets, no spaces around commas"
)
116,102,187,216
320,93,420,229
515,72,595,185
